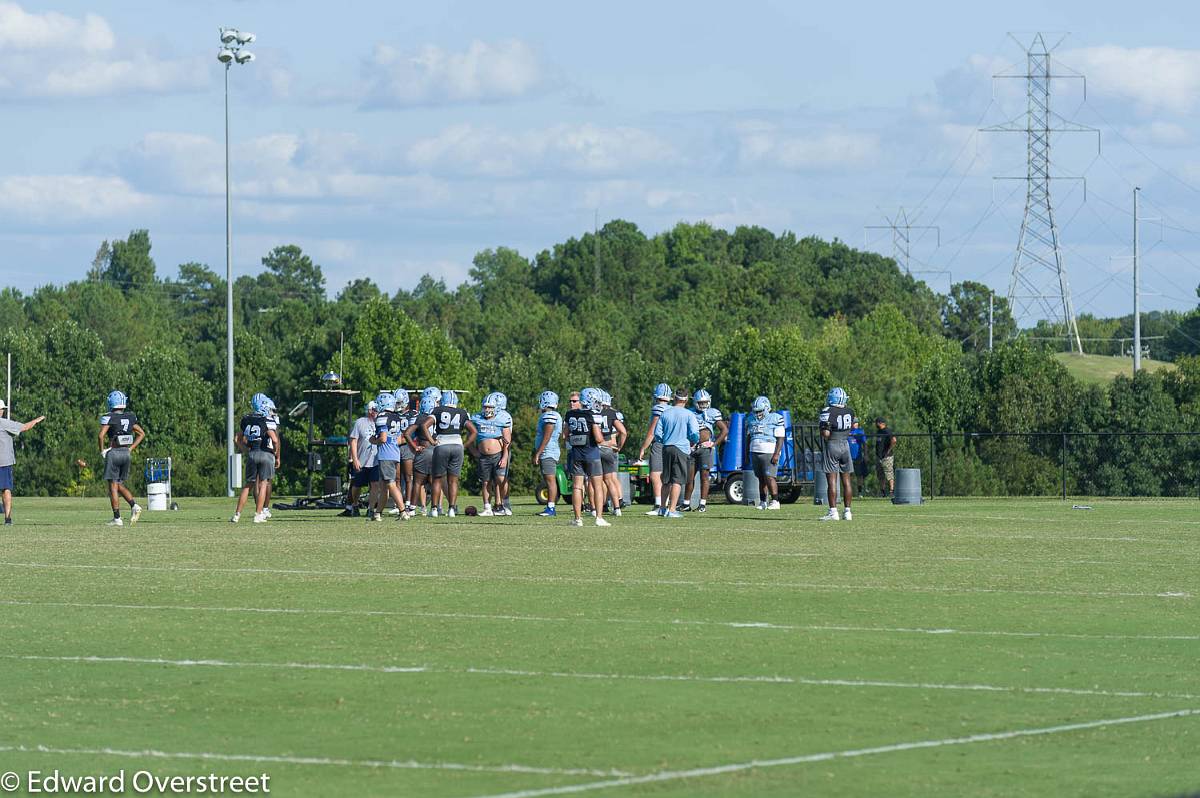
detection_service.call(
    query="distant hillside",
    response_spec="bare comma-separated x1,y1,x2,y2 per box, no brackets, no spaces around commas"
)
1053,352,1175,384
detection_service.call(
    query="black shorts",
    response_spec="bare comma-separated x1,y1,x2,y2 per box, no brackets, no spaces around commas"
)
104,448,131,483
569,448,602,478
853,457,868,478
662,446,689,487
352,464,379,487
690,445,714,471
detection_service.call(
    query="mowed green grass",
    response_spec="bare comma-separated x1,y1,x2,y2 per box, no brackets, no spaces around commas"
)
1053,352,1174,384
0,496,1197,797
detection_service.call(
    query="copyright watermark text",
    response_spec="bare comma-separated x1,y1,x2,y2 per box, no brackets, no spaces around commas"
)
1,770,270,794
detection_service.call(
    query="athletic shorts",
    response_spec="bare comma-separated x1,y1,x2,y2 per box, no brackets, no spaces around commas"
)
378,460,398,482
690,445,714,471
539,457,558,476
413,447,434,476
104,448,132,483
477,452,503,483
569,447,602,478
433,445,464,478
661,446,688,486
0,465,12,492
649,440,663,473
398,444,414,463
877,455,895,483
752,451,777,480
823,440,853,474
599,447,618,475
246,450,276,483
351,464,379,487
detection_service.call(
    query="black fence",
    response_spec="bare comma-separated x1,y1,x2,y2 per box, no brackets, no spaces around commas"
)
873,432,1200,499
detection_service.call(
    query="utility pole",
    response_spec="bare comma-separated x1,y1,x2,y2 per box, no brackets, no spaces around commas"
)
988,291,995,351
1133,187,1141,374
982,33,1097,354
865,207,939,276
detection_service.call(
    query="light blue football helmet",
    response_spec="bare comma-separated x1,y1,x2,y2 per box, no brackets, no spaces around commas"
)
107,390,127,410
422,386,442,404
653,382,672,401
377,392,398,412
694,389,711,409
539,390,559,409
419,396,436,414
442,390,459,407
827,387,848,407
599,390,612,407
251,392,271,415
481,393,497,417
493,392,508,411
752,395,771,418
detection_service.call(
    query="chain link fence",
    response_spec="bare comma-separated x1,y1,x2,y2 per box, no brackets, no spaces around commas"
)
879,432,1200,499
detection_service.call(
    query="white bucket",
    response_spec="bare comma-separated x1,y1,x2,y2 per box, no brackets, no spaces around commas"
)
147,482,169,511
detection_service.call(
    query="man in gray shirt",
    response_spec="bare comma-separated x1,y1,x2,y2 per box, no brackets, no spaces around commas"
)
343,401,379,518
0,398,45,526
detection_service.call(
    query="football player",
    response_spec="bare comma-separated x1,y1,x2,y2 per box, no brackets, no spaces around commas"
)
684,389,727,513
636,383,672,515
472,393,505,516
598,390,626,515
370,392,410,521
492,392,514,515
232,392,280,523
656,387,700,518
532,391,562,517
420,390,477,517
394,388,418,515
746,396,783,510
98,391,145,527
405,389,439,515
818,387,855,521
565,387,610,527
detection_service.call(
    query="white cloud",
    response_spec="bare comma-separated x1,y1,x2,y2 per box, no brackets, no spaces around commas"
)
0,175,151,221
0,2,206,98
1065,46,1200,114
735,121,880,171
407,123,676,178
1122,121,1191,148
0,1,112,52
116,130,449,206
361,39,550,108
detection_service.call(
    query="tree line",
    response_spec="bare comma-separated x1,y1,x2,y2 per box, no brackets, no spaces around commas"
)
4,221,1200,498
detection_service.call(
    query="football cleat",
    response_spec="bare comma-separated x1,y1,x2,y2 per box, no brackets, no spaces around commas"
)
230,513,240,523
252,512,267,523
480,506,494,517
537,506,556,517
820,508,840,521
844,509,853,521
569,518,584,527
767,500,781,510
595,517,611,527
106,517,123,527
130,504,142,525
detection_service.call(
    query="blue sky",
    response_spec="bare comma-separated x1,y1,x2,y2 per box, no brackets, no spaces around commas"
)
3,0,1200,322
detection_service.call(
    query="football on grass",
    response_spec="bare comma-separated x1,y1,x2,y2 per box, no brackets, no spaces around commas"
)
464,505,478,516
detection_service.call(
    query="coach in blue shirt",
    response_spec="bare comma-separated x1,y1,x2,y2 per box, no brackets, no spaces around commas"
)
657,388,699,518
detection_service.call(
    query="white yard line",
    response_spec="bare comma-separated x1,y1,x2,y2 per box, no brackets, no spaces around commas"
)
0,743,630,778
5,654,1197,701
3,599,1197,642
464,708,1200,798
7,535,1151,566
0,561,1188,599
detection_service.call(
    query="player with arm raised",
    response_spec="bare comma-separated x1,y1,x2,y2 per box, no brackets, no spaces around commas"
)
819,387,855,521
98,391,145,527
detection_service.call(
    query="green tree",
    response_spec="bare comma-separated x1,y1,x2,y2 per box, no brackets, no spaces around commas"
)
343,298,475,394
105,229,157,290
943,281,1016,352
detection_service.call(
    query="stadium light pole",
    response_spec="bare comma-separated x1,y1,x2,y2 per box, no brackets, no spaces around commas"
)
218,28,255,497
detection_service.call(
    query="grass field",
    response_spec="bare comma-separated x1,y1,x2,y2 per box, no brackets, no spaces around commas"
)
1053,352,1175,385
1,496,1198,797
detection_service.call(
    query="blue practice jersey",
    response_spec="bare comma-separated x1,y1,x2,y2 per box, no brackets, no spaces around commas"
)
536,409,562,460
747,412,785,453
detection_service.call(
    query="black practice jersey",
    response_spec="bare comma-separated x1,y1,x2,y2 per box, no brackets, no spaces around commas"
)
432,405,470,439
565,408,599,448
239,413,277,453
101,410,139,448
819,405,856,443
598,408,620,444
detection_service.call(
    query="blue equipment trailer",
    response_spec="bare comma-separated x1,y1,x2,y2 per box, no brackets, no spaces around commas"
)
713,410,823,504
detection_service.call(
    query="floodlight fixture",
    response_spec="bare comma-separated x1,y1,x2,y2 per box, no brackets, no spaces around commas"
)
217,48,234,63
235,51,254,64
236,32,256,44
219,28,239,44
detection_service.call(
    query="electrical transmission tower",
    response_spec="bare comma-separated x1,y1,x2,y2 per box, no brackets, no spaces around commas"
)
982,32,1097,354
865,207,940,276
